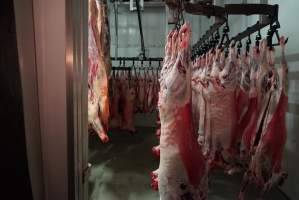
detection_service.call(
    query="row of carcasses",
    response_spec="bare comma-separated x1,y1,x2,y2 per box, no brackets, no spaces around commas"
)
109,69,161,132
151,36,288,198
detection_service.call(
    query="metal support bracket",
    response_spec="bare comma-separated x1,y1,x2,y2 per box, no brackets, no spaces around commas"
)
135,0,146,59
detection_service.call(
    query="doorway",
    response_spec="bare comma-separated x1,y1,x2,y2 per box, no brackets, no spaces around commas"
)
69,1,295,200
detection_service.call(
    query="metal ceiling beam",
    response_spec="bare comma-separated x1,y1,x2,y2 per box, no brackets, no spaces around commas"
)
225,4,278,20
184,3,226,18
223,18,271,47
191,3,279,57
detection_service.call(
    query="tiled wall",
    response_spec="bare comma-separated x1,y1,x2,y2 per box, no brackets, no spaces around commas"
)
109,4,203,59
109,6,165,58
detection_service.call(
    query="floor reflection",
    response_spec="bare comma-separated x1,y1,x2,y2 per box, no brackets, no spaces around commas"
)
88,127,287,200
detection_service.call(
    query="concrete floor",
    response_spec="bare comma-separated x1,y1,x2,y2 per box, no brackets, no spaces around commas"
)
88,127,288,200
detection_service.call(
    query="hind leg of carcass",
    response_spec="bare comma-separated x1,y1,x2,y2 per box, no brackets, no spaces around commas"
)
92,118,109,143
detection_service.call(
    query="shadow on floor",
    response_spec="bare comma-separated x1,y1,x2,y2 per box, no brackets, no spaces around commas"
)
89,127,159,200
88,127,288,200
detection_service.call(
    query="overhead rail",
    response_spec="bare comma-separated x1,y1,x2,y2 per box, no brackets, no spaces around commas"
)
183,2,280,59
111,57,163,62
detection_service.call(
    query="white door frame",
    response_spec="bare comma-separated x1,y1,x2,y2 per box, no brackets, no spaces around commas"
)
14,0,89,199
66,0,89,199
13,0,45,199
